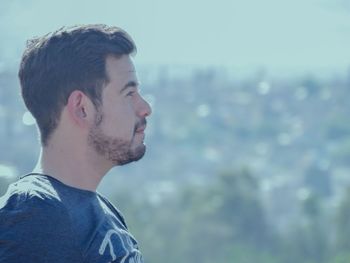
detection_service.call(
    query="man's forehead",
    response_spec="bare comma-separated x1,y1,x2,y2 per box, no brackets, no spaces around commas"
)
105,55,137,80
106,55,135,71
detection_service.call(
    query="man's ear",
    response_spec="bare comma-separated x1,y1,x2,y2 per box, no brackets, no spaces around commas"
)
66,90,95,127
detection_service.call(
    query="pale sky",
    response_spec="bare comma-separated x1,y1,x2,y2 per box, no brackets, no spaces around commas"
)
0,0,349,75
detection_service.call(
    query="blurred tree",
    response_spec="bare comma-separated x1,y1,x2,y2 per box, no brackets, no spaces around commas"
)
303,164,333,198
280,192,330,263
108,167,279,263
0,165,17,196
335,187,350,254
329,252,350,263
300,75,320,96
0,177,12,196
325,118,350,140
176,168,276,263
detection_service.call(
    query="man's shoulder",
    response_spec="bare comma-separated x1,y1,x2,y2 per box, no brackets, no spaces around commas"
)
0,174,67,218
0,176,83,262
97,193,128,228
0,174,77,248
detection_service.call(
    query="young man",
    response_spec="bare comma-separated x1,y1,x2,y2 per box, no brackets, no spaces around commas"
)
0,24,151,262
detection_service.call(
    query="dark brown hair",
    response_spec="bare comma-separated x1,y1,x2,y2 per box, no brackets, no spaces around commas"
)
18,24,136,146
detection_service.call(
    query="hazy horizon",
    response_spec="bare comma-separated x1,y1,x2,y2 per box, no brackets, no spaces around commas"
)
1,0,349,76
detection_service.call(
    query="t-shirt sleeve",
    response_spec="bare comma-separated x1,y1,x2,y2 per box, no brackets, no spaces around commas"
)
0,194,83,263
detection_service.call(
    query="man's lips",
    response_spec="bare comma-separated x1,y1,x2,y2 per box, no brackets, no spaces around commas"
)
135,126,146,133
135,119,147,133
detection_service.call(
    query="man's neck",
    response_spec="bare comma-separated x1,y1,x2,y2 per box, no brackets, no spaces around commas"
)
33,144,112,192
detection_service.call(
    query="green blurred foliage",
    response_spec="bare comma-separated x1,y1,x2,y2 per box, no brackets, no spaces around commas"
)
335,187,350,254
109,168,350,263
111,168,276,263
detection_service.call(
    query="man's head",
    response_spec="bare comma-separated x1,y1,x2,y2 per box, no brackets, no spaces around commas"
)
19,24,152,166
87,55,151,165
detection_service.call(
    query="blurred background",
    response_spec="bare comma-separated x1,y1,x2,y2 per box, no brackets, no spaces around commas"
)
1,0,350,262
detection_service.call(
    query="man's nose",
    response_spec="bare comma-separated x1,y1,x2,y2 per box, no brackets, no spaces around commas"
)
137,96,152,117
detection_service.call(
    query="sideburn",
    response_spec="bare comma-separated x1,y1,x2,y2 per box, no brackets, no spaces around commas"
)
94,107,104,126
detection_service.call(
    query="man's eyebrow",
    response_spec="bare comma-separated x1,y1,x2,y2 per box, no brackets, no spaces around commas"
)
120,80,140,94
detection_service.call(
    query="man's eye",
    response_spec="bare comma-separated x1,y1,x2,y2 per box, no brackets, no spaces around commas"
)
126,91,135,97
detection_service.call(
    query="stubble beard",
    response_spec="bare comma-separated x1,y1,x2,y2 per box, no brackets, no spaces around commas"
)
87,110,146,166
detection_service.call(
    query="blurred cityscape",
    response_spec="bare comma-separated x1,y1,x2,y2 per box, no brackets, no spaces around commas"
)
1,65,350,262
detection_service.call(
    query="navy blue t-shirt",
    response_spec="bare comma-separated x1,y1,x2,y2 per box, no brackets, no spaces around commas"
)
0,173,144,263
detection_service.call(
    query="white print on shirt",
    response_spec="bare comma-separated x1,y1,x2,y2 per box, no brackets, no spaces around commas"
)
99,228,143,263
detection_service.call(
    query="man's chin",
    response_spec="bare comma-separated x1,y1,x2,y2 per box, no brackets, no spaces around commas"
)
114,144,146,166
131,144,146,162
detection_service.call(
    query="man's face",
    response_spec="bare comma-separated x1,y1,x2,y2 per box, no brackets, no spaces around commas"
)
87,55,152,166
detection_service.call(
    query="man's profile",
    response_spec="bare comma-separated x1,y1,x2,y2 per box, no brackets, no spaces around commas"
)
0,24,151,262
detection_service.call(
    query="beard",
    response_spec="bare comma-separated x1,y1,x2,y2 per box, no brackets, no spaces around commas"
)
87,110,146,166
